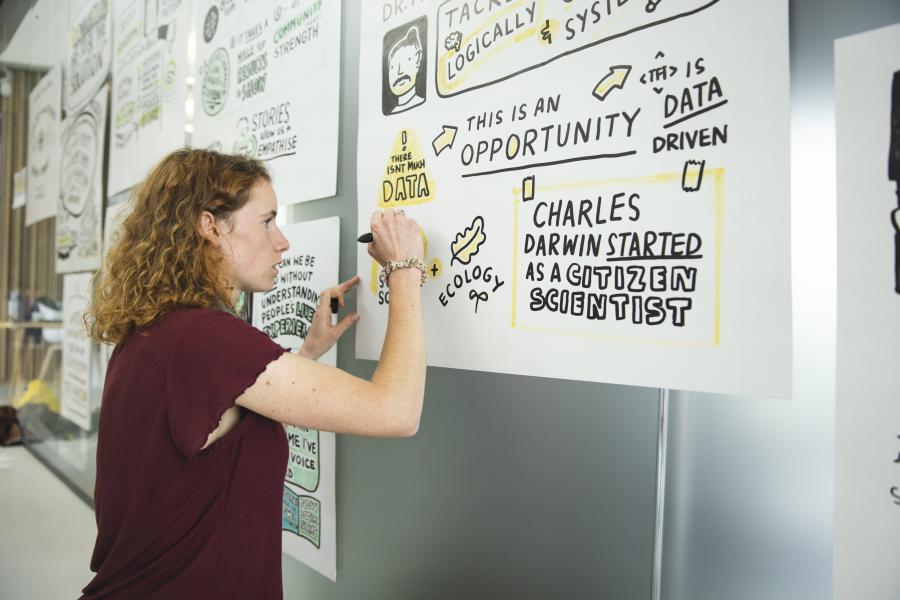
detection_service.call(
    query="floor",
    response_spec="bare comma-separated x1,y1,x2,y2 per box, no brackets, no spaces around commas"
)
0,445,97,600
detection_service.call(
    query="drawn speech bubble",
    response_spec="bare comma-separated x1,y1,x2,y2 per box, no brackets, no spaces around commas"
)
435,0,721,97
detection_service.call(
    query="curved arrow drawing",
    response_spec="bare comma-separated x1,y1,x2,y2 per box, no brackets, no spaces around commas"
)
593,65,632,101
432,125,458,156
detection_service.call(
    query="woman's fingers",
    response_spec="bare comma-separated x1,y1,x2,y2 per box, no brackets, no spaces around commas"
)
338,275,360,293
318,276,361,318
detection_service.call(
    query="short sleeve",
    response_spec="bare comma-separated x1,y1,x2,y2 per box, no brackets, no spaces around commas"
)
165,310,287,459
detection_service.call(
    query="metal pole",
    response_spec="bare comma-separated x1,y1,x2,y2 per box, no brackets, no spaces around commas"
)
650,387,670,600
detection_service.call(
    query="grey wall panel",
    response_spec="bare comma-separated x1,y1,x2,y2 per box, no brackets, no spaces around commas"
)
662,2,900,600
283,3,660,598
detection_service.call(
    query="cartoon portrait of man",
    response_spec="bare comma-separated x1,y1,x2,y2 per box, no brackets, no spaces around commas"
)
382,17,428,115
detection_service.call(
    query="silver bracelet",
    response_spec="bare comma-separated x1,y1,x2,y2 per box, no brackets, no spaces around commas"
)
379,257,427,286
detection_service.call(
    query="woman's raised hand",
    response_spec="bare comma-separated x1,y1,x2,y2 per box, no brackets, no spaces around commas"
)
298,276,361,361
367,209,424,267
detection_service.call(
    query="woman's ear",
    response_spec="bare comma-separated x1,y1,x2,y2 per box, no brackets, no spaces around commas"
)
197,211,220,244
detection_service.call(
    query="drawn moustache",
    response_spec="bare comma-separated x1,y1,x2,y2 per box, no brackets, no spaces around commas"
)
392,75,411,88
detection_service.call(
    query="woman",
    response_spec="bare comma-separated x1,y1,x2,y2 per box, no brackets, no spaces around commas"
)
80,149,426,598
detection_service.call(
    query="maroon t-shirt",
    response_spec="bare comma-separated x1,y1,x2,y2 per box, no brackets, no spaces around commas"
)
81,308,289,599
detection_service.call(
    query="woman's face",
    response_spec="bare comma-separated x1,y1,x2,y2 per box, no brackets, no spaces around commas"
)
218,180,289,298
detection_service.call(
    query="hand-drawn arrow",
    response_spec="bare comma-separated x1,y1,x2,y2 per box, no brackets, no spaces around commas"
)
593,65,632,101
432,125,458,156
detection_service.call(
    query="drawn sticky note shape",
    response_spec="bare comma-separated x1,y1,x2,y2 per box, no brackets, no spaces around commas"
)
682,159,705,192
522,175,535,201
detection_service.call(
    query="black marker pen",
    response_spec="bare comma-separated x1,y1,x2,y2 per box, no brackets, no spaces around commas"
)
330,297,339,326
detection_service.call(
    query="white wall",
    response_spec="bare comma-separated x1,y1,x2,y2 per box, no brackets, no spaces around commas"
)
0,0,69,70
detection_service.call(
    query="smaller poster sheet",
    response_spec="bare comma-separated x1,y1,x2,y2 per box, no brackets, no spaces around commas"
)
834,22,900,600
192,0,342,204
12,169,26,209
27,65,62,225
108,0,190,195
61,272,94,430
57,84,108,274
251,216,340,580
65,0,112,113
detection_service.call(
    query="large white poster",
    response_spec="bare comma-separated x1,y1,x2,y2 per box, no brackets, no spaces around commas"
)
61,272,94,431
26,66,62,225
108,0,190,195
355,0,792,397
192,0,341,204
57,84,108,274
251,216,339,581
65,0,112,113
834,22,900,600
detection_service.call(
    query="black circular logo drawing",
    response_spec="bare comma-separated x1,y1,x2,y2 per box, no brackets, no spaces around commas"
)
203,6,219,43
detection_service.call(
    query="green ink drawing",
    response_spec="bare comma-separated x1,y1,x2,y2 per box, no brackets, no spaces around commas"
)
201,48,229,116
285,426,320,492
282,486,321,548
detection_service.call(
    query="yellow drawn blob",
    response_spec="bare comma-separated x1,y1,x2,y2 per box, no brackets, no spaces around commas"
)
428,258,443,280
370,259,380,296
379,129,437,208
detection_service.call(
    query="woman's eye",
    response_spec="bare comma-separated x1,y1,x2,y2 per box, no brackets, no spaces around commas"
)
264,218,273,227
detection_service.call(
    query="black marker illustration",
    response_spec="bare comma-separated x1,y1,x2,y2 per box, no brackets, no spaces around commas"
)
541,20,553,44
29,105,55,182
469,289,488,313
445,31,462,52
434,0,722,98
682,159,705,192
640,51,677,95
450,216,486,265
432,125,458,156
438,217,504,309
889,70,900,294
382,17,428,115
58,91,105,265
429,258,443,279
593,65,632,101
203,5,219,43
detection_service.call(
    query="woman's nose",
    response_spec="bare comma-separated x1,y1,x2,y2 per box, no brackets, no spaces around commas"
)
276,229,290,252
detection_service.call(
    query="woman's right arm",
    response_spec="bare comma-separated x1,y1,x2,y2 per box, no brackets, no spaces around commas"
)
235,210,426,437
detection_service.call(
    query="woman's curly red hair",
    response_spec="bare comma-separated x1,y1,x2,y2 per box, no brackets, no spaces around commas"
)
87,149,270,344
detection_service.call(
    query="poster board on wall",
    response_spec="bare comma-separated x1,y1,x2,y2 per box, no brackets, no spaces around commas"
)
61,272,94,430
65,0,112,113
26,66,62,225
57,84,108,274
192,0,342,204
107,0,190,195
834,22,900,600
251,216,340,581
355,0,792,398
